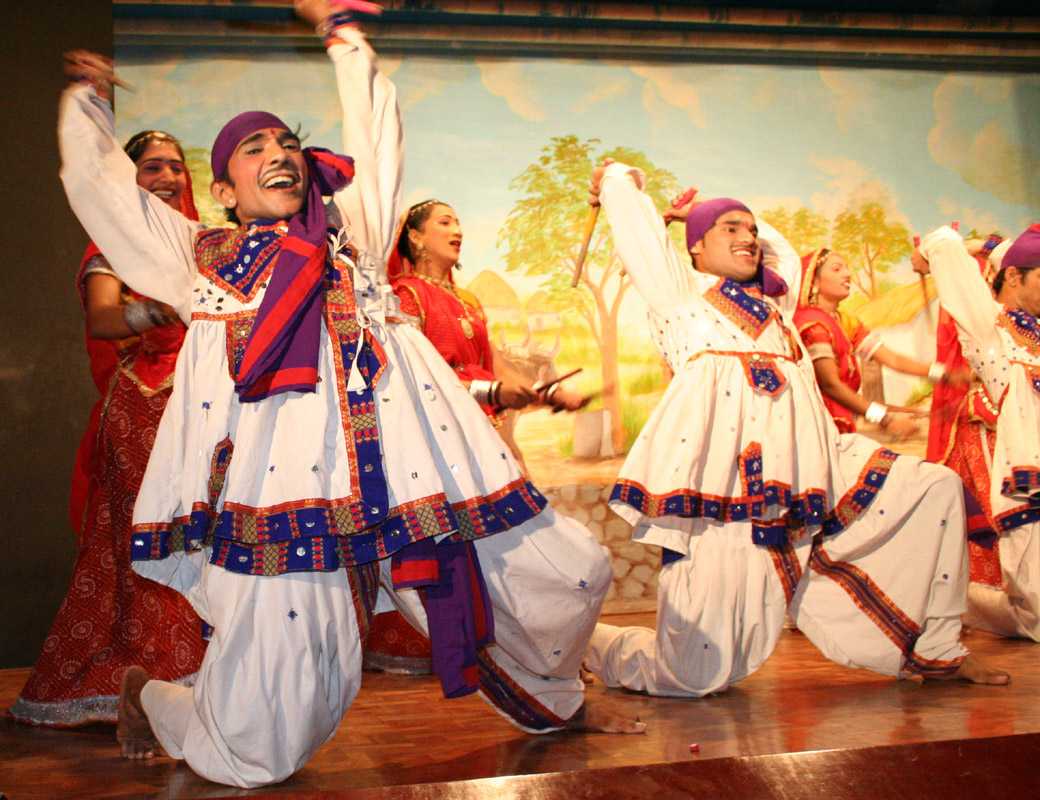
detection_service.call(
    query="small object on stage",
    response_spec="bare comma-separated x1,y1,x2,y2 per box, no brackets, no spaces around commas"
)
688,743,700,753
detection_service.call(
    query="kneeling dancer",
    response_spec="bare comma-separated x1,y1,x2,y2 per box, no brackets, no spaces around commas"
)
583,161,1008,697
58,7,639,789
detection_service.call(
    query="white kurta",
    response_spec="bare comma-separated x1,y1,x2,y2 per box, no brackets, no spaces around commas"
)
59,27,608,788
922,226,1040,640
584,163,969,697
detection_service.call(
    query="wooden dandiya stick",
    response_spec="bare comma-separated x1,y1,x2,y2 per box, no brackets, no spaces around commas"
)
534,368,583,394
571,205,601,288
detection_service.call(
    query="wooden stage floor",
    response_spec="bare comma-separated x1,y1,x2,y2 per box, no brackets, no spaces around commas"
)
2,614,1039,799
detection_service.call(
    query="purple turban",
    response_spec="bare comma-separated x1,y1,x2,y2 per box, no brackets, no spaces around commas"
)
685,197,752,252
1002,224,1040,270
210,111,291,180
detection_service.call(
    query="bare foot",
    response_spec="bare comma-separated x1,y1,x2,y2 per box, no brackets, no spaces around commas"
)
565,700,646,734
932,654,1010,686
117,666,159,759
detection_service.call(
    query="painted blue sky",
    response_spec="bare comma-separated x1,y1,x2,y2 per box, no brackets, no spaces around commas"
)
115,48,1040,294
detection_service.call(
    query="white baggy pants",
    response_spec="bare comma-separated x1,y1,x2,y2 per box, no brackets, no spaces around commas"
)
140,505,611,787
586,452,970,697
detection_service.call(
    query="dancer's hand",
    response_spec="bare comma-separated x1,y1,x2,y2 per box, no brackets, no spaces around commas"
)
497,376,538,410
588,158,615,207
545,387,591,413
663,187,698,225
943,366,973,388
881,412,919,440
910,247,930,276
63,50,129,102
149,301,180,327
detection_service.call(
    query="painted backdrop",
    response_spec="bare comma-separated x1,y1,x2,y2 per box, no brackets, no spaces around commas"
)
114,48,1040,608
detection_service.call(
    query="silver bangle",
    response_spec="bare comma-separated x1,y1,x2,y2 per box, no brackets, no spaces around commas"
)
544,383,561,402
865,402,888,425
123,301,154,334
469,379,494,406
927,361,946,383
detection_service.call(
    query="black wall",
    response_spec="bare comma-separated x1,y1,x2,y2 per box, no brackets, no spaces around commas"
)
0,1,112,668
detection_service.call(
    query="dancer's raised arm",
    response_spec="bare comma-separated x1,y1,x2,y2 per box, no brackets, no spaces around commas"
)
593,160,696,313
298,0,402,272
59,55,200,321
918,225,1001,352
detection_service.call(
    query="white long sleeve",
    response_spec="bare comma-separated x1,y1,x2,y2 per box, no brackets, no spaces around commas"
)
327,27,404,273
58,84,201,322
599,161,696,314
920,225,1002,353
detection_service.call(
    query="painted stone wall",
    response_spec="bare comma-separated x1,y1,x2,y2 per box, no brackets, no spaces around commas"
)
543,483,660,613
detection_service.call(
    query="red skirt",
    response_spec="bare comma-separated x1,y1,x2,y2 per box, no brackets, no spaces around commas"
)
11,369,207,727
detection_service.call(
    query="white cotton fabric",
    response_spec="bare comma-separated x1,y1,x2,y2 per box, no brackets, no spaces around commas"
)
141,565,363,788
586,437,969,696
383,507,612,729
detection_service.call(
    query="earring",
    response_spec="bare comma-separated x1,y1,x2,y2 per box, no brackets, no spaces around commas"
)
414,241,428,265
453,261,462,271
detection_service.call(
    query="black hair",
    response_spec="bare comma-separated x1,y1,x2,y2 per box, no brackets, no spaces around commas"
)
993,263,1039,297
396,199,451,263
124,129,185,164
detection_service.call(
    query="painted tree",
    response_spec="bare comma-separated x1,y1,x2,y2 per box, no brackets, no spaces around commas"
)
758,206,829,257
498,135,679,454
831,202,912,299
184,147,226,227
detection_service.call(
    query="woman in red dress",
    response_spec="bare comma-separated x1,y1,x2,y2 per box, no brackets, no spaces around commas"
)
794,247,957,439
362,199,586,674
11,131,207,728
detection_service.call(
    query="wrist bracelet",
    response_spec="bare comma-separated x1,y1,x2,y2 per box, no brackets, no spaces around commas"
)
123,301,154,334
865,402,888,425
317,11,356,39
544,383,561,403
927,361,946,383
469,379,494,406
490,381,502,408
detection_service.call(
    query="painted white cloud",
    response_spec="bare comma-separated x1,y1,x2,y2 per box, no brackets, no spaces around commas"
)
631,65,705,129
808,155,911,228
927,75,1039,206
571,79,629,115
818,68,876,133
745,194,806,214
936,196,1007,238
474,59,546,122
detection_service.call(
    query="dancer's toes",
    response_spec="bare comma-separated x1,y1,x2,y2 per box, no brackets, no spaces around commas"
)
117,666,160,759
927,654,1010,686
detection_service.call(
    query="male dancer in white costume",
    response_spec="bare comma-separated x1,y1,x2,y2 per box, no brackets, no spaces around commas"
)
58,1,640,788
582,160,1008,697
915,224,1040,640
